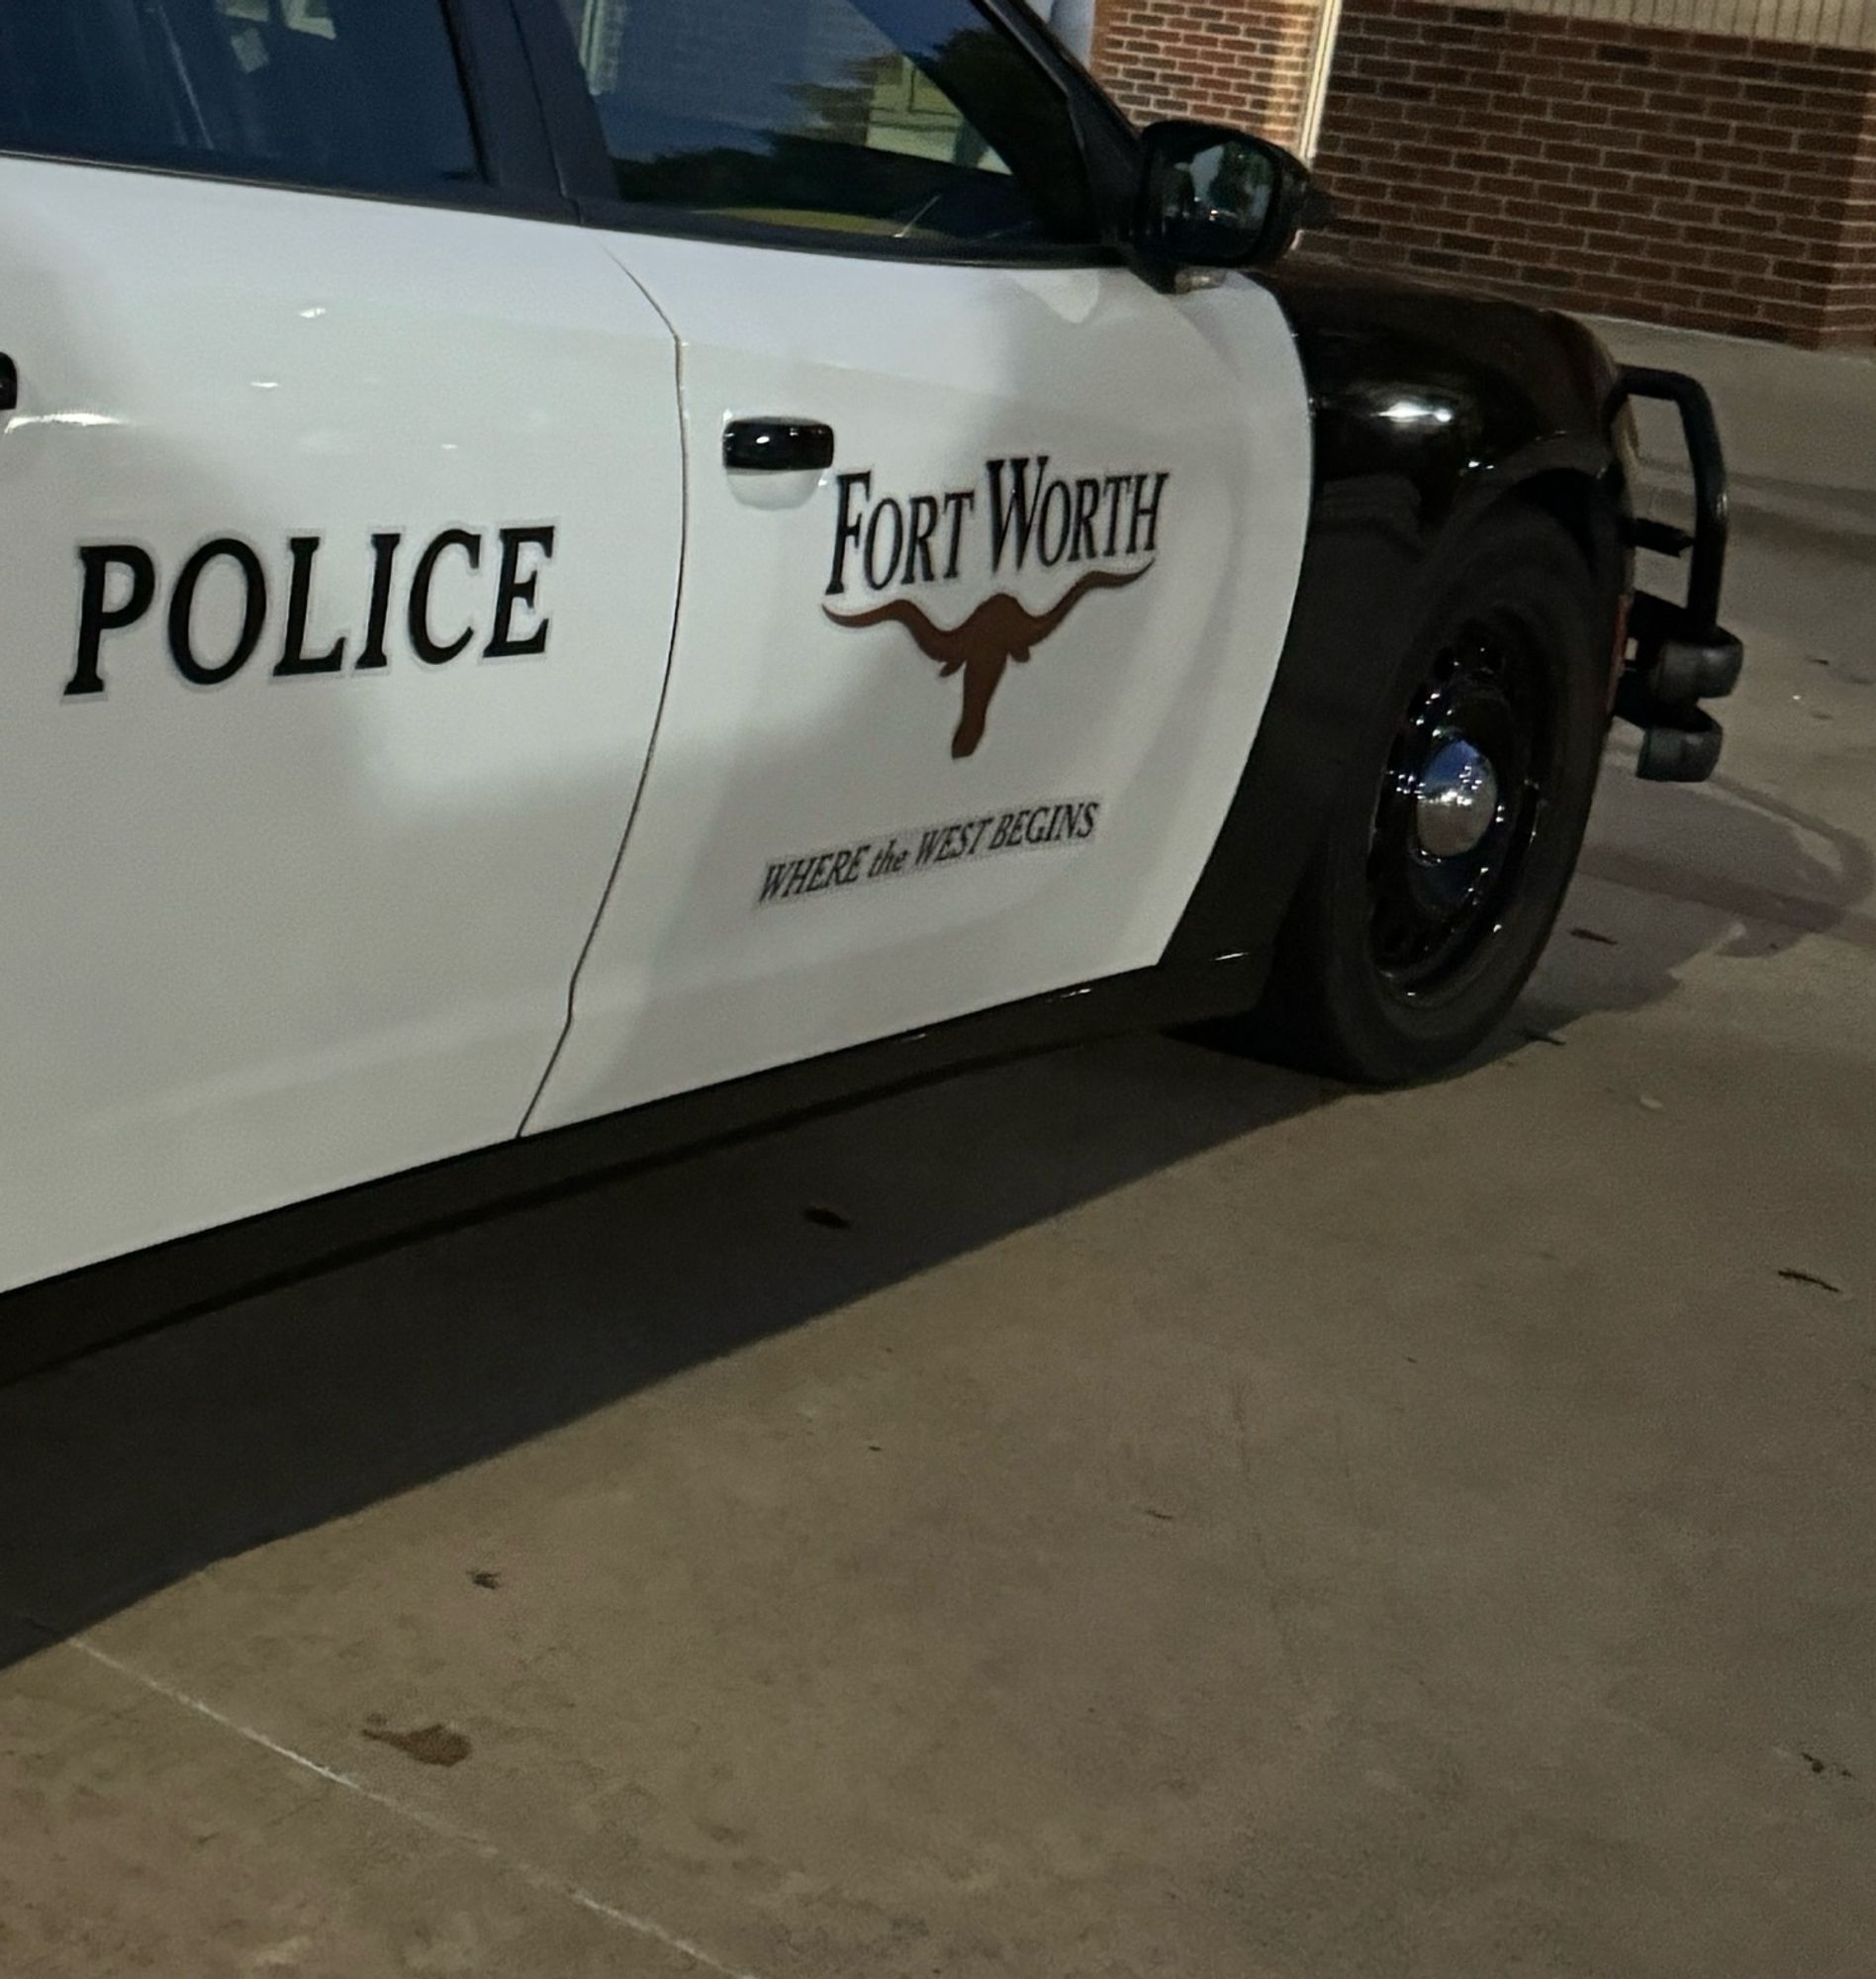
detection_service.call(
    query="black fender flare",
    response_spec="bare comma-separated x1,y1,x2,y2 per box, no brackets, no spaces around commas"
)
1167,275,1631,969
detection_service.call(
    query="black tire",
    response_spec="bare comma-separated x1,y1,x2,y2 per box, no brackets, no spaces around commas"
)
1245,508,1612,1084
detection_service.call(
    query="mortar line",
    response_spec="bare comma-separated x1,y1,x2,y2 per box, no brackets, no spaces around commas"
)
64,1635,765,1979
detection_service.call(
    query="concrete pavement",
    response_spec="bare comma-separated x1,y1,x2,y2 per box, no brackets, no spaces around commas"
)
2,323,1873,1977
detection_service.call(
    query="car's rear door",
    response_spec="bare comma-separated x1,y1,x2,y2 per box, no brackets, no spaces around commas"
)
0,0,683,1290
523,0,1313,1131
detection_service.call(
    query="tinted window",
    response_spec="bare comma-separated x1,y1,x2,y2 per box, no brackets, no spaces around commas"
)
0,0,481,195
560,0,1099,249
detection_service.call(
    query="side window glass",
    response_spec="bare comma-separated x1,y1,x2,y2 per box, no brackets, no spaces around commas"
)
0,0,482,197
559,0,1099,250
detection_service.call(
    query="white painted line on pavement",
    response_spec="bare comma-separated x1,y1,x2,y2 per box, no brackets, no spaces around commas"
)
66,1634,767,1979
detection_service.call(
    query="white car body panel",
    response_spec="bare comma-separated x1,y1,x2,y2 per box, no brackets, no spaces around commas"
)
0,158,683,1291
528,235,1311,1130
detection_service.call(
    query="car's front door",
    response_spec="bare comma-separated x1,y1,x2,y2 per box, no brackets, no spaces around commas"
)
0,0,684,1290
527,0,1313,1131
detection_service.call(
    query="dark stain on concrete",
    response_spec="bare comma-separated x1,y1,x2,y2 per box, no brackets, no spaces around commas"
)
1778,1268,1847,1296
362,1720,473,1768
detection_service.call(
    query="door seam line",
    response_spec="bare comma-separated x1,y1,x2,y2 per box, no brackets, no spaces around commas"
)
518,256,691,1138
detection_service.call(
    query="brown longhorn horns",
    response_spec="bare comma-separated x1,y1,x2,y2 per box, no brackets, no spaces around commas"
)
823,563,1154,758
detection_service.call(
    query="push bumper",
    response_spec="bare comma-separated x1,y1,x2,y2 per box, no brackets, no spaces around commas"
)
1613,365,1743,783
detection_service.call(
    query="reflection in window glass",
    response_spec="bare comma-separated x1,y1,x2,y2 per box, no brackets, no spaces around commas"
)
559,0,1093,246
0,0,481,195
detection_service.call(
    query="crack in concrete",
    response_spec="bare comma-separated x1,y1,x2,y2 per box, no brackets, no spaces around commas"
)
61,1635,766,1979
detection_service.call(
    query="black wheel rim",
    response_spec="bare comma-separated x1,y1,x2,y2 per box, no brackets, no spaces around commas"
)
1366,613,1563,998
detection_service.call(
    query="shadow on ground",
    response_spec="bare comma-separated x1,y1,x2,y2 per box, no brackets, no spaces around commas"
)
0,1031,1323,1674
1539,762,1876,1032
0,737,1856,1680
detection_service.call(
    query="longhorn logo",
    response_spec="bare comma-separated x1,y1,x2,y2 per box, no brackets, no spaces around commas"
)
823,564,1154,759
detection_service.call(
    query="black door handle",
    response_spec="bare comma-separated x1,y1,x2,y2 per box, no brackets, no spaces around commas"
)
723,419,835,473
0,354,17,416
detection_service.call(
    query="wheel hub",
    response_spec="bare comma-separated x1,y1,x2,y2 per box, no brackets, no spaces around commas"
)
1414,737,1500,858
1366,623,1558,996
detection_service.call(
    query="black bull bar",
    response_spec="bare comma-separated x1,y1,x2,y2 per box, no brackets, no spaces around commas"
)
1611,364,1744,783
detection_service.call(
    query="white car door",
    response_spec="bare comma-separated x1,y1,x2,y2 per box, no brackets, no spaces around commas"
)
527,0,1311,1130
0,1,682,1290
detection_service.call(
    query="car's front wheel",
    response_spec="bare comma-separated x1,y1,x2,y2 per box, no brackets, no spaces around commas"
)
1248,507,1614,1084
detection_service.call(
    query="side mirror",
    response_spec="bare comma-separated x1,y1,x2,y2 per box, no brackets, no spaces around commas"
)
1132,120,1324,277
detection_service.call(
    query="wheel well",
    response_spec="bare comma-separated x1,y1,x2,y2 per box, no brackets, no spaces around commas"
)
1500,470,1625,600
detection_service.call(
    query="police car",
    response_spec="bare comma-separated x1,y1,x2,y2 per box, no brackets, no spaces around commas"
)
0,0,1740,1299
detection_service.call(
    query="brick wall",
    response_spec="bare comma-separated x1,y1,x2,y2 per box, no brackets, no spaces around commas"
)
1840,77,1876,335
1308,0,1876,346
1092,0,1319,144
